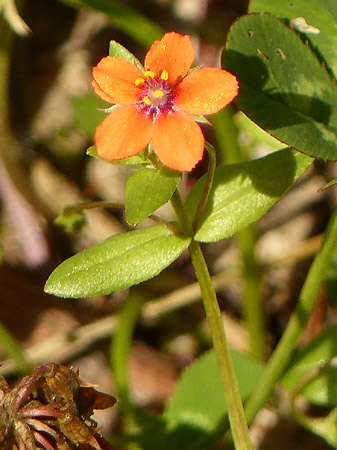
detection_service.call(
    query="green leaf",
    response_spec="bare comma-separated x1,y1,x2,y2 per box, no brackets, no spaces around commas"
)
45,225,191,298
72,94,106,139
282,325,337,406
125,167,181,225
160,350,264,449
320,176,337,190
222,13,337,160
249,0,337,80
185,148,312,243
86,145,149,166
56,0,163,47
109,40,143,69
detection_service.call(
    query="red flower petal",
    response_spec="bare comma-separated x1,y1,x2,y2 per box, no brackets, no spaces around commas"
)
92,56,144,104
95,106,152,160
152,111,204,171
175,67,239,115
145,32,194,85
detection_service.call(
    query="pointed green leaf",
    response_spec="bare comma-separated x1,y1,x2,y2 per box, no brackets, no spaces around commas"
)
45,225,191,298
109,40,143,69
86,145,149,166
249,0,337,79
222,13,337,160
185,148,312,243
321,176,337,190
125,168,181,225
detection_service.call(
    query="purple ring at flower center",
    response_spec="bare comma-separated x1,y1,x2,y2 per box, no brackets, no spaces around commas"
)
137,75,175,118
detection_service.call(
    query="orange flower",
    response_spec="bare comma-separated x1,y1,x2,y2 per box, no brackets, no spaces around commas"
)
92,32,238,171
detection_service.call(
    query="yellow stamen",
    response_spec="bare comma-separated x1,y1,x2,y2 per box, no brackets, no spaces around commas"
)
144,70,155,78
143,96,151,105
153,90,164,99
160,70,168,81
162,44,167,50
135,77,145,86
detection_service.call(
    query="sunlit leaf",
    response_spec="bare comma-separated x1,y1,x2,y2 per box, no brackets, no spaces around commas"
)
45,225,191,298
109,40,143,69
249,0,337,79
185,148,312,243
223,13,337,160
125,167,180,225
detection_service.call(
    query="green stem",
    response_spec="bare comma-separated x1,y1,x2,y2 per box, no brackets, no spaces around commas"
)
213,107,265,360
170,190,193,236
237,227,264,360
110,291,142,417
63,200,179,233
189,241,252,449
170,190,252,450
245,205,337,425
192,142,216,232
63,200,125,212
212,107,245,164
0,322,33,374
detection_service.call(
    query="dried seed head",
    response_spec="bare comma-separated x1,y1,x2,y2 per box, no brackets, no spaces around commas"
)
0,364,117,450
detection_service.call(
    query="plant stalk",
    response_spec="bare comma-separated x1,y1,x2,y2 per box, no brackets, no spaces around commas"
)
170,190,252,450
0,322,33,374
213,107,265,360
245,204,337,424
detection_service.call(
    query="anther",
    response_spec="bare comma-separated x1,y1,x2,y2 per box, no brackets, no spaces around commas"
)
144,70,155,78
143,96,151,106
135,78,145,86
160,70,168,81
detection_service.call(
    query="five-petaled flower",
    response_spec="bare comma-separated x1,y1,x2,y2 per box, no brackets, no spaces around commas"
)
92,32,238,172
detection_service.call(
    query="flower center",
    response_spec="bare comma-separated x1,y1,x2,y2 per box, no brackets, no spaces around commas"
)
135,70,174,118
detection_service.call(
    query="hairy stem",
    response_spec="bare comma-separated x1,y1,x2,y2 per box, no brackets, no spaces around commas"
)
170,190,252,450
